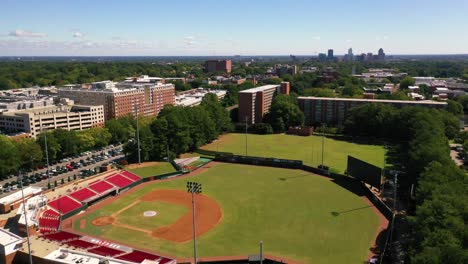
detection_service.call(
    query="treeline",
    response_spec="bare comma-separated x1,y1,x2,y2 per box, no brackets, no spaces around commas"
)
0,127,113,178
0,61,204,89
121,93,231,162
344,104,467,263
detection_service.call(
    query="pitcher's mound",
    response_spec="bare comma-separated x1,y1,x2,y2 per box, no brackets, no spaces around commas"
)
143,211,157,217
92,216,114,226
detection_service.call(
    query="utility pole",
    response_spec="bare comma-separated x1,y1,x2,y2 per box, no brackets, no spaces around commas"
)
260,240,263,264
321,123,325,168
135,104,141,165
43,126,51,187
245,116,248,156
19,171,33,264
187,182,202,264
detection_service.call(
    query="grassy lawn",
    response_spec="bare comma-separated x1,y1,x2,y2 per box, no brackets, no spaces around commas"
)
127,162,176,178
201,133,385,172
74,163,381,263
116,201,187,230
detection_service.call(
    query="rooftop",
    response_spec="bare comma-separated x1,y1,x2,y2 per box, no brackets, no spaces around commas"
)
239,84,280,94
0,186,43,205
45,248,134,264
0,228,25,246
297,96,448,105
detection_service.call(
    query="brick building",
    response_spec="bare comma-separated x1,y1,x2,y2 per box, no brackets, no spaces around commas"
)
204,60,232,73
238,82,290,124
58,82,175,120
298,96,447,126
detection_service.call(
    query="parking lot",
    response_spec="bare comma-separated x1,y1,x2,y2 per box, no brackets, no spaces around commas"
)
0,144,125,198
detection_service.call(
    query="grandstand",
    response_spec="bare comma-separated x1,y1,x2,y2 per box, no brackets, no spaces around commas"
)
105,174,134,189
47,196,82,215
69,188,98,202
39,231,175,263
89,180,116,194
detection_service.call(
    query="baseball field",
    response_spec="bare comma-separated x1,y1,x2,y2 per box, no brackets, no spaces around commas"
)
72,162,383,263
200,133,385,173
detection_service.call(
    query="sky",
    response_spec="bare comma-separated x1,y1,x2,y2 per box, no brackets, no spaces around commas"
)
1,0,467,56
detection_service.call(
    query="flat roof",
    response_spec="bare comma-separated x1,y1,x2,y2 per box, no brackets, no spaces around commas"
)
45,248,135,264
0,186,42,205
0,228,24,246
297,96,447,105
239,85,280,94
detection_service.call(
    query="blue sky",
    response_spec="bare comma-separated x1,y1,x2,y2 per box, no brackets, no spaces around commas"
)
1,0,467,56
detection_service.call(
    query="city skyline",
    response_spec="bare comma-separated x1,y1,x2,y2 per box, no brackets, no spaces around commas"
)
1,0,467,56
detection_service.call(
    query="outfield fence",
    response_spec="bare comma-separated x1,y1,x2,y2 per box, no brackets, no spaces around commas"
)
215,154,394,263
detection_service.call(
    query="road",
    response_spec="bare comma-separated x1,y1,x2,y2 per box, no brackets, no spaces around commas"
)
0,144,125,198
449,143,464,166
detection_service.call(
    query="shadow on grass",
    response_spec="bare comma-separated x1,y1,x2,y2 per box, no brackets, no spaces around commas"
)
331,205,374,216
330,176,367,197
278,173,310,181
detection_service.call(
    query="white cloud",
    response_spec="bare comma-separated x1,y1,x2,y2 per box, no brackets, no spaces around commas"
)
9,29,47,38
312,36,321,41
184,36,197,47
346,39,352,43
73,32,84,38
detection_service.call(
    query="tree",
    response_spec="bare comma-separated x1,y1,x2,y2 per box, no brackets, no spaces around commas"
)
14,138,43,169
447,100,464,116
37,132,61,161
265,94,304,132
201,93,232,133
304,87,335,97
0,135,20,179
400,76,416,90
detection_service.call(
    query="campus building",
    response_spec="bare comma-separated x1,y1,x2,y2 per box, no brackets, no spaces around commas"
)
0,104,104,138
238,82,290,124
58,81,175,120
298,96,447,126
204,60,232,73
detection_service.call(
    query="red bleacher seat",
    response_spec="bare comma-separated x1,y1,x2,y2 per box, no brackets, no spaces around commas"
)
39,217,60,228
42,231,80,242
47,196,82,214
159,258,172,264
116,250,162,262
69,188,97,202
88,246,125,257
65,239,96,249
105,174,133,188
42,209,60,218
120,171,141,181
89,180,115,193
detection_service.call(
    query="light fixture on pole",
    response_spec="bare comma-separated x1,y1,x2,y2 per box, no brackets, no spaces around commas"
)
18,171,33,264
187,181,202,264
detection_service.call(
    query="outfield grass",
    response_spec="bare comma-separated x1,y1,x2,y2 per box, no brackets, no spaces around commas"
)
201,133,385,172
74,163,381,263
116,201,187,230
127,162,177,178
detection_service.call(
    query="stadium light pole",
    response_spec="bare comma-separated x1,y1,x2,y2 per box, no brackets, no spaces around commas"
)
245,116,249,156
259,240,263,264
187,181,202,264
321,123,325,168
135,104,141,165
19,171,33,264
42,125,51,187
